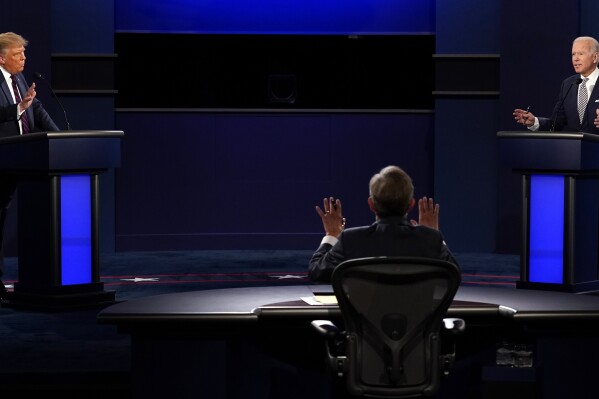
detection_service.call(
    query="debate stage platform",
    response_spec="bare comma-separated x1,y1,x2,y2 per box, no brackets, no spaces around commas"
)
0,250,597,398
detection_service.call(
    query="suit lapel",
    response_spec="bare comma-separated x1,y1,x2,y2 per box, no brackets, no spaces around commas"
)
588,81,599,116
0,74,13,105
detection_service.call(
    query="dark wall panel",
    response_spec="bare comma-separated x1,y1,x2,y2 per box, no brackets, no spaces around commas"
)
114,112,434,250
433,0,501,253
51,0,114,53
436,0,500,54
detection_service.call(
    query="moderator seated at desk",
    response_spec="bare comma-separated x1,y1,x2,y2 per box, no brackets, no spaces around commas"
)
97,285,599,399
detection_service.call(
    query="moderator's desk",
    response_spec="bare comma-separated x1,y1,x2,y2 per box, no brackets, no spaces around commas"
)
97,284,504,331
97,285,599,399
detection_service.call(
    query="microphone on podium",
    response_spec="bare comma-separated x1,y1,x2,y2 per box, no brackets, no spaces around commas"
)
550,77,583,132
33,72,72,130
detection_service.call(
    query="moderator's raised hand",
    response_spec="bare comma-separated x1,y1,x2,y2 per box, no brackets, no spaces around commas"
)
416,196,439,230
315,196,346,237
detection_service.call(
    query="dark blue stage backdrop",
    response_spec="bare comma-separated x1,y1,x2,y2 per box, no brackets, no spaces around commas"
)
115,0,434,34
112,0,437,252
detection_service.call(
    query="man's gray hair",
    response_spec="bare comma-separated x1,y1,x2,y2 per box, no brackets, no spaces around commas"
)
369,165,414,218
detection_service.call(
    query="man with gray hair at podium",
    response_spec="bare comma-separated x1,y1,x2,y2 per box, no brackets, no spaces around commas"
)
0,31,59,298
513,36,599,134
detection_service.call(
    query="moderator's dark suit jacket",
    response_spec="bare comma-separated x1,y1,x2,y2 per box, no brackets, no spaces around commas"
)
308,216,459,283
538,73,599,133
0,72,58,137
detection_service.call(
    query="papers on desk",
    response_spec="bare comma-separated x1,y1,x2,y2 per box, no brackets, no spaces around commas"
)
301,295,338,305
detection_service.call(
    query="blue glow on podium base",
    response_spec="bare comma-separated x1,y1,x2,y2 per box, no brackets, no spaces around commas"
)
529,175,564,284
61,175,92,285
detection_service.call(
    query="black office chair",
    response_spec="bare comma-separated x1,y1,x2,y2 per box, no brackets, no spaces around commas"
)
311,256,465,398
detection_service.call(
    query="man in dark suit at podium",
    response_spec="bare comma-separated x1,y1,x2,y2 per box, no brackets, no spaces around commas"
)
308,165,458,283
0,32,59,297
513,36,599,133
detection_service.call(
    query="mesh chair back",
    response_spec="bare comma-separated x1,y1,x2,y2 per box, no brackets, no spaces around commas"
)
331,256,461,398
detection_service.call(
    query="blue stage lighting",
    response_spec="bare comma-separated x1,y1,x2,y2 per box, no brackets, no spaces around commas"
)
115,0,434,34
529,175,564,284
61,175,92,285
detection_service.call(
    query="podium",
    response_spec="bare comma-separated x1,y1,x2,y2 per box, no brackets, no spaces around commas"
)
498,131,599,292
0,131,124,309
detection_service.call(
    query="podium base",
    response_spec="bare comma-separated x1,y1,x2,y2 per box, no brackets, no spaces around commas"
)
1,286,117,311
517,280,599,294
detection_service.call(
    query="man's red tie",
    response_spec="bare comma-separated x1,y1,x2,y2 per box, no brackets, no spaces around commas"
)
10,75,30,134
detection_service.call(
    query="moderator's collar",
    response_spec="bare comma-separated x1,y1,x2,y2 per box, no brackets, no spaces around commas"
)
375,215,411,226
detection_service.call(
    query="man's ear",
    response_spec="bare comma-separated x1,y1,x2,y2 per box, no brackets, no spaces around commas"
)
368,197,376,213
407,198,416,213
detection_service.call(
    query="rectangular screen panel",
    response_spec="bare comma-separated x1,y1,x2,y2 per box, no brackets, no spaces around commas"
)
115,33,434,109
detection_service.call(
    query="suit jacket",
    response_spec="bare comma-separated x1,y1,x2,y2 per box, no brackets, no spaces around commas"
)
538,73,599,133
0,72,59,137
308,216,459,283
